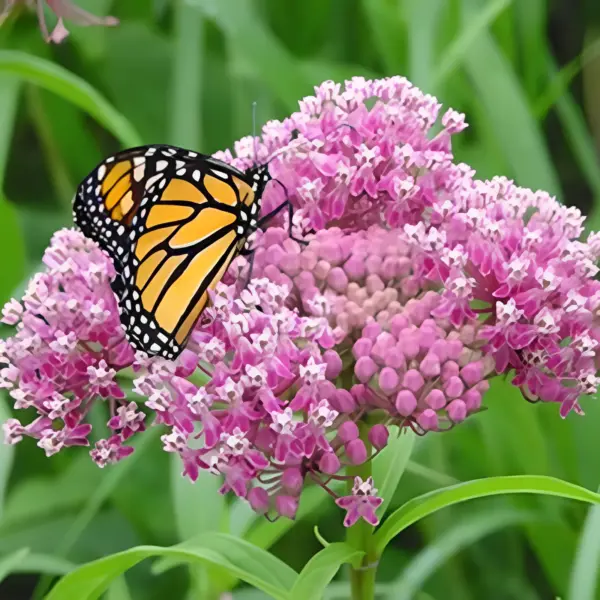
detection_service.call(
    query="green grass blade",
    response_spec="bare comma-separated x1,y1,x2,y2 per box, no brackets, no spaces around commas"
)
567,489,600,600
191,0,311,112
405,0,443,91
434,0,512,88
170,0,203,149
0,50,142,148
460,0,561,196
46,533,297,600
374,475,600,554
289,543,363,600
387,509,536,600
0,548,29,583
0,74,25,305
372,428,415,519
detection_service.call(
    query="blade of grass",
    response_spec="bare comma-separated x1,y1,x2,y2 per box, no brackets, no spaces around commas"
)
26,86,74,206
512,0,547,98
460,0,561,196
0,50,142,148
433,0,513,88
387,508,536,600
0,74,26,305
0,393,15,520
568,487,600,600
191,0,311,112
32,428,160,600
170,0,204,149
404,0,443,91
359,0,407,72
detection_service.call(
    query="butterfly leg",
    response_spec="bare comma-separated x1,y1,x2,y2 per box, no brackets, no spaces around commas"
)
237,245,256,289
258,199,309,246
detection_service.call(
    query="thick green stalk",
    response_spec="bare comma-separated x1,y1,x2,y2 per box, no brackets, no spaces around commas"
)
346,423,379,600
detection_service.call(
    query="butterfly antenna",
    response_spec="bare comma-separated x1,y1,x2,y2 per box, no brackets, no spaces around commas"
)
252,100,258,168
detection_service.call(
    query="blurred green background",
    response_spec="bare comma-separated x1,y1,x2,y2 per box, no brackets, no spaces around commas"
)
1,0,600,599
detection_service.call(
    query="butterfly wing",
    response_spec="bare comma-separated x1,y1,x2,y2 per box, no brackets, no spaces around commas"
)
74,144,270,359
73,145,218,264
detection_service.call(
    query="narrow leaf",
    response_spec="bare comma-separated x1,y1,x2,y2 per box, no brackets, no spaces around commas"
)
372,427,415,518
105,576,133,600
459,0,561,196
0,75,25,306
289,543,363,600
191,0,311,111
387,509,536,600
170,0,203,148
0,50,142,148
568,489,600,600
374,475,600,554
0,548,29,583
46,533,297,600
434,0,512,87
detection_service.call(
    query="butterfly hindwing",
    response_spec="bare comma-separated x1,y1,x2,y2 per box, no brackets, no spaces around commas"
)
74,144,271,359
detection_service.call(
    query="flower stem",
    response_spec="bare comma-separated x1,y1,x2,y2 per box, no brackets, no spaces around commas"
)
346,423,378,600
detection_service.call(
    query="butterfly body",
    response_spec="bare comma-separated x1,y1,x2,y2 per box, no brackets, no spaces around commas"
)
73,144,271,359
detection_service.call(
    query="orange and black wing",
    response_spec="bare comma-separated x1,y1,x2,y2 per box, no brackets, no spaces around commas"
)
72,144,216,264
74,144,271,359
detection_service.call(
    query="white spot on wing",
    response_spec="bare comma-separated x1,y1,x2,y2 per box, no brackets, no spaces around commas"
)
192,170,201,182
97,165,106,180
212,169,229,180
156,161,168,172
133,164,145,182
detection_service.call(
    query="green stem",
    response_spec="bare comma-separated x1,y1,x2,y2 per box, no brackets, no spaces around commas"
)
346,423,379,600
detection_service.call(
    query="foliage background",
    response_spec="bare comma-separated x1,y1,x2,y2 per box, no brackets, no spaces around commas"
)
1,0,600,598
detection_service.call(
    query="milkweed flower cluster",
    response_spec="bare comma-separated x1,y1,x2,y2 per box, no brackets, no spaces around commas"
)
3,75,600,527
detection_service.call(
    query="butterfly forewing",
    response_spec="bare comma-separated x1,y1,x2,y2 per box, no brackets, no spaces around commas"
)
73,144,271,359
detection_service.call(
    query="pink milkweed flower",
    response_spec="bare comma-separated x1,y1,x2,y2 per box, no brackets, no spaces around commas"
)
336,476,383,527
3,75,600,529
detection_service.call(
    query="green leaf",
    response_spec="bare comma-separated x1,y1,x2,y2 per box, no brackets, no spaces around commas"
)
11,553,75,576
46,533,297,600
405,0,443,91
170,457,225,541
56,428,160,557
433,0,512,88
32,430,160,599
97,24,171,143
568,489,600,600
105,576,132,600
0,547,29,583
192,0,311,112
373,475,600,554
0,74,25,305
372,427,415,518
386,508,536,600
0,50,142,148
459,0,561,196
170,0,204,149
289,543,364,600
359,0,406,72
0,394,15,520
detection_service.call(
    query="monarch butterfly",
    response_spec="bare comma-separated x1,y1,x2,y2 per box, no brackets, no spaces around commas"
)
73,144,295,360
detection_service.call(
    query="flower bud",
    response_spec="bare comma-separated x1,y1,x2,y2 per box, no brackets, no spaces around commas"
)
346,439,367,465
338,420,359,442
319,451,341,474
368,424,389,450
